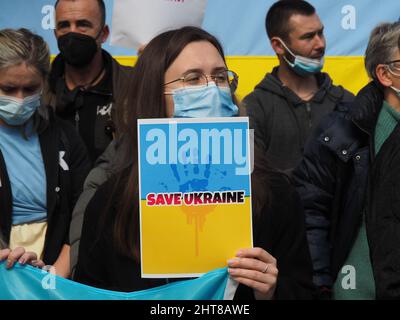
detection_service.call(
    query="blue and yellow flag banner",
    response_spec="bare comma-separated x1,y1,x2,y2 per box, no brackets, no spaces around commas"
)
1,0,399,97
1,0,399,56
0,262,231,300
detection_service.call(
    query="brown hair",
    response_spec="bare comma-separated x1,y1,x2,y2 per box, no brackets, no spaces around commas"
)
101,27,273,260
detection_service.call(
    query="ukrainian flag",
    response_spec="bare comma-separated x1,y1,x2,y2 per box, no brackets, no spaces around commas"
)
0,262,235,300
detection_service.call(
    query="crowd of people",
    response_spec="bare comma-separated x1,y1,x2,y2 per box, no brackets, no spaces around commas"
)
1,0,400,300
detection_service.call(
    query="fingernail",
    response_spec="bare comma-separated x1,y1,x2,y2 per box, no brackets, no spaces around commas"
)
228,268,236,274
236,250,243,257
6,259,13,269
19,258,26,264
227,258,239,266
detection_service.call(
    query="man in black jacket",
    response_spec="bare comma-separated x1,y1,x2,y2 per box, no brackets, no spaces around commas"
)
293,22,400,299
43,0,133,166
244,0,353,173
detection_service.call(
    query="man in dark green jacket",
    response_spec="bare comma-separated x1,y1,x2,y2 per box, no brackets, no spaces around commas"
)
293,22,400,299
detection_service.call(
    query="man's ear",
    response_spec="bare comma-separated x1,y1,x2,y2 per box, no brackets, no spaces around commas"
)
376,64,394,88
100,25,110,44
270,37,285,56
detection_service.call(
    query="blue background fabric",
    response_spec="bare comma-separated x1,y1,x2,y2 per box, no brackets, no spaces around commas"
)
0,0,399,56
0,262,229,300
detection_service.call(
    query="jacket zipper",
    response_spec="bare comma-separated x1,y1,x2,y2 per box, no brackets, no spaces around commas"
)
306,102,312,128
75,110,80,131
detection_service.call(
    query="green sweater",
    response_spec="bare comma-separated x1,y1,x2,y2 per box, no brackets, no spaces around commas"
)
333,101,400,300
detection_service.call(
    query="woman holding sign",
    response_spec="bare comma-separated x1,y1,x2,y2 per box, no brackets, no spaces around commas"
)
75,27,314,299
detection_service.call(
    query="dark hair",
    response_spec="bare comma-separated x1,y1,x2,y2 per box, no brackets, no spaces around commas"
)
101,27,273,260
0,232,5,249
55,0,106,27
265,0,316,42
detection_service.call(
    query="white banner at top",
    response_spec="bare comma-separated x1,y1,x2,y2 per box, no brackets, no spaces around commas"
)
110,0,208,50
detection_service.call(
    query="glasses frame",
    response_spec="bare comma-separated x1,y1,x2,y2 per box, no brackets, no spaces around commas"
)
164,69,239,93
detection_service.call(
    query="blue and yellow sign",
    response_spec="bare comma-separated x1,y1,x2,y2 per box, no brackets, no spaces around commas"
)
138,117,253,278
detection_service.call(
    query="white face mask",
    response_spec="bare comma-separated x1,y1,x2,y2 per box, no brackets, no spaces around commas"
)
277,38,324,77
0,93,41,126
386,66,400,98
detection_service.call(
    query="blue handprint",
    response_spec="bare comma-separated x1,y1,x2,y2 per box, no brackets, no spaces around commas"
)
169,153,230,192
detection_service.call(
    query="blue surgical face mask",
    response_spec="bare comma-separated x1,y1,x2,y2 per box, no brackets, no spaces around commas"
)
278,38,324,77
0,93,41,126
171,83,239,118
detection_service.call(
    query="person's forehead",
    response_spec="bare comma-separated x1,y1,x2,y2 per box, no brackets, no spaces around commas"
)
0,63,42,85
55,0,101,23
288,13,323,36
172,41,225,71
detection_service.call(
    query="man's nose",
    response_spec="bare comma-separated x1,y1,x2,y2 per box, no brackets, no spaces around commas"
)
314,34,326,51
13,91,27,100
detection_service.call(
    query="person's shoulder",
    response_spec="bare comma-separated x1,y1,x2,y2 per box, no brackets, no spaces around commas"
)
51,114,80,139
97,167,130,197
330,84,355,104
243,74,283,117
321,72,354,103
243,72,279,99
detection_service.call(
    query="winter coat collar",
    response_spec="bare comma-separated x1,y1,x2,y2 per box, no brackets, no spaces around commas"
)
349,81,384,136
48,49,113,96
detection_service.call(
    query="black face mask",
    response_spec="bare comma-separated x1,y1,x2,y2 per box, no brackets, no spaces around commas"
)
57,32,100,67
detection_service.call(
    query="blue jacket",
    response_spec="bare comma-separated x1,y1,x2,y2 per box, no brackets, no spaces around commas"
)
292,82,383,291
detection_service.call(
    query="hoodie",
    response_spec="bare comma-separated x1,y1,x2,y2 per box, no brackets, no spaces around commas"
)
243,67,354,172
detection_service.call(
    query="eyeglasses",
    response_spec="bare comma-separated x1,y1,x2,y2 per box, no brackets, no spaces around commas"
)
164,69,238,93
385,59,400,77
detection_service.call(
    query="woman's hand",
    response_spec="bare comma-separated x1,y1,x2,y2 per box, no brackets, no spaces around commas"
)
227,247,278,300
0,247,45,269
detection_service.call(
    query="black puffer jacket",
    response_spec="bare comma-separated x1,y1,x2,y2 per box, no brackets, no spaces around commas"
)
292,81,384,292
367,104,400,299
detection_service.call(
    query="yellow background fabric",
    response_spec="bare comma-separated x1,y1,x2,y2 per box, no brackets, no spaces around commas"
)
113,56,369,99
